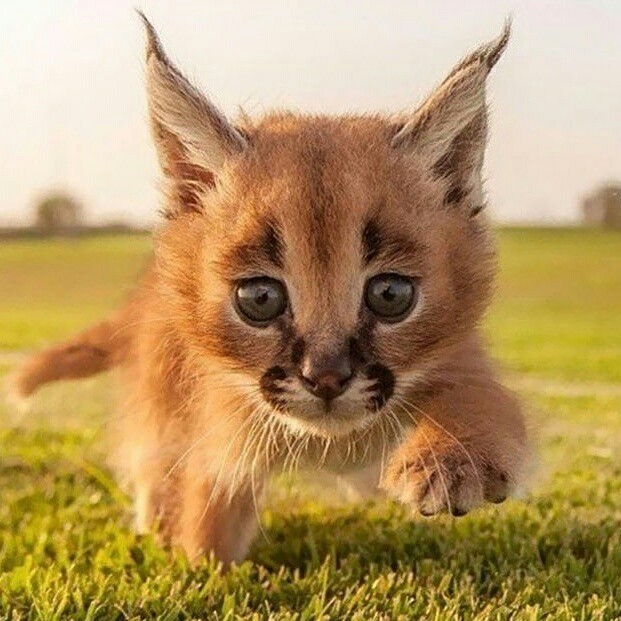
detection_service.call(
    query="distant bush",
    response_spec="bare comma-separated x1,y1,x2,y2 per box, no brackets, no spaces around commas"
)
34,191,83,234
582,182,621,229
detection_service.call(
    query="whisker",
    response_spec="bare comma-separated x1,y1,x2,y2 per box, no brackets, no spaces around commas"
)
196,408,262,526
163,394,252,481
416,423,452,515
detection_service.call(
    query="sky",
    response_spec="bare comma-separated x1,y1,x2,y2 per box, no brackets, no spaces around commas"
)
1,0,620,226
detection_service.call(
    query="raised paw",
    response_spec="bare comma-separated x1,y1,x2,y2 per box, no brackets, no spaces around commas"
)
382,441,511,517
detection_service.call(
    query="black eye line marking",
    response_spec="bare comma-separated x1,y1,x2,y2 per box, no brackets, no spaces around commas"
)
362,218,425,267
362,219,382,265
228,218,285,272
260,365,288,410
291,338,305,366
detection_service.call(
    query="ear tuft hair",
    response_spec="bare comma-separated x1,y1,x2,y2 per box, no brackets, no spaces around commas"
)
137,10,166,64
440,18,511,83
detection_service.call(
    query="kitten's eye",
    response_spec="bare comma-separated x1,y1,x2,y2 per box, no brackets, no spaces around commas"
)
234,277,287,325
365,273,417,322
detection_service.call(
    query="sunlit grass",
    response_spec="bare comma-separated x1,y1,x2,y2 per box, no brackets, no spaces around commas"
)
1,228,620,620
0,235,150,349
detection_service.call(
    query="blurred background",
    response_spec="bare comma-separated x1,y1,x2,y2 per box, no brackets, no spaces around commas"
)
1,0,620,232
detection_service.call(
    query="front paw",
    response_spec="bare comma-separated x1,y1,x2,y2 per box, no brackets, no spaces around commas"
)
382,440,511,517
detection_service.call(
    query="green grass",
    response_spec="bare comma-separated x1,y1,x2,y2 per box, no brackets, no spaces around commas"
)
1,229,620,620
490,228,621,383
0,236,151,350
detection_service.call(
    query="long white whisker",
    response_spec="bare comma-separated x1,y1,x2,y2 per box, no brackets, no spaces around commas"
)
197,408,262,525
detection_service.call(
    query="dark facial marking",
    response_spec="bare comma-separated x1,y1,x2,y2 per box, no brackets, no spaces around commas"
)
350,316,377,368
348,337,365,367
361,220,423,266
349,336,370,368
262,220,285,268
226,219,285,270
362,219,382,264
444,185,466,206
291,338,305,366
366,363,395,410
260,365,288,409
275,319,295,356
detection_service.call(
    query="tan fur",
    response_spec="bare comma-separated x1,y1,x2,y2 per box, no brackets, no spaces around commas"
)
13,306,134,398
14,16,528,564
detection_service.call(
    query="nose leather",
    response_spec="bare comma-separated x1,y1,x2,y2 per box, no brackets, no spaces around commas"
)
300,352,353,401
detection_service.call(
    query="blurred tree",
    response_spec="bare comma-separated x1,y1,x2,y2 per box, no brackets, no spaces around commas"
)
34,191,84,234
582,183,621,229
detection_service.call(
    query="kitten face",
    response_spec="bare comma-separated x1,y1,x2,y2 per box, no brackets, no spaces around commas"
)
157,115,495,438
143,18,507,438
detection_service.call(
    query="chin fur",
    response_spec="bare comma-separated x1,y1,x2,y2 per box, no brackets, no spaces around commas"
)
272,402,382,439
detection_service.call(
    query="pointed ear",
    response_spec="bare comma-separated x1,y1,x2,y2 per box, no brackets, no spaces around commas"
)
138,12,247,217
392,21,511,216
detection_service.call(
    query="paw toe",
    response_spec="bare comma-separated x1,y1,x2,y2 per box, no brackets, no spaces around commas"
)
483,466,511,504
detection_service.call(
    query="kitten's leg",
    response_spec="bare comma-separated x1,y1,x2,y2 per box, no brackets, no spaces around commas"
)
111,417,170,537
109,411,162,535
338,463,382,502
134,482,154,534
383,379,528,516
176,471,262,565
132,473,179,540
129,463,170,537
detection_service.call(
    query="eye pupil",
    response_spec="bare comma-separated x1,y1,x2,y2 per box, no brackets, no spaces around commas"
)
383,286,396,302
365,273,417,322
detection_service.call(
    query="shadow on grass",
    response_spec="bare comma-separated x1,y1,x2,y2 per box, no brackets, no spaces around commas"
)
249,501,618,596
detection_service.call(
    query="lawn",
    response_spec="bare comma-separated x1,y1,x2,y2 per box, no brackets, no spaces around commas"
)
0,229,620,620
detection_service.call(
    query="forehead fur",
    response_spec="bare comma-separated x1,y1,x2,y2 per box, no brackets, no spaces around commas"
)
212,112,444,263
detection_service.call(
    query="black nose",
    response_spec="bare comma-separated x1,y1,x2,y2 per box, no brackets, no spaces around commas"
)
300,353,353,401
